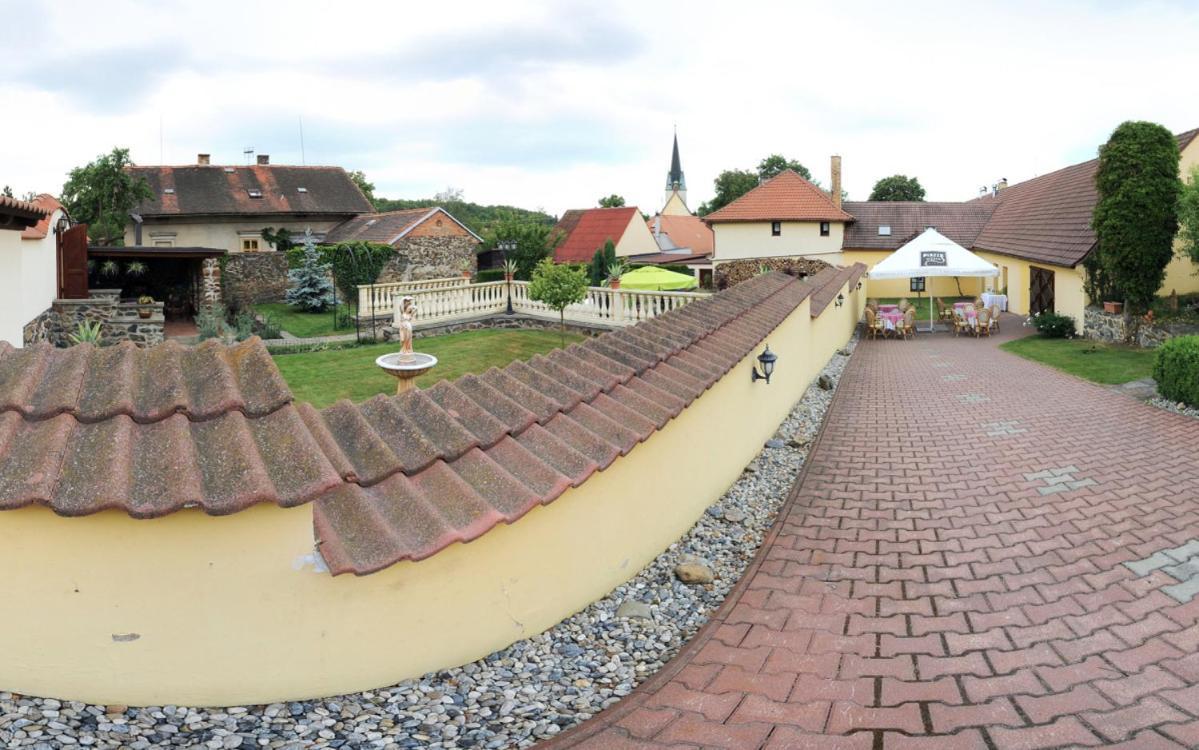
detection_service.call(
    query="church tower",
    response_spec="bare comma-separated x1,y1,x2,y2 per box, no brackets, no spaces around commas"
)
662,131,690,216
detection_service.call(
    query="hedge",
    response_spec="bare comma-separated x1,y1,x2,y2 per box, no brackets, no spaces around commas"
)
1153,335,1199,407
1031,311,1075,338
476,269,507,283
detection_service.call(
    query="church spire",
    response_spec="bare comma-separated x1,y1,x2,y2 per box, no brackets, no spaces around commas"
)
666,130,686,191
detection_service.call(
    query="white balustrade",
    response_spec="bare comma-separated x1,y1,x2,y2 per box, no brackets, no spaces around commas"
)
386,279,707,330
357,276,471,319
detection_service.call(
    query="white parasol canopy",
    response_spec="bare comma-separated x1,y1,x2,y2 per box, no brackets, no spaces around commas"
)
868,227,999,279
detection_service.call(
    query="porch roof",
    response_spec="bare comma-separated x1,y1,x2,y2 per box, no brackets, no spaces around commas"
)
88,245,227,259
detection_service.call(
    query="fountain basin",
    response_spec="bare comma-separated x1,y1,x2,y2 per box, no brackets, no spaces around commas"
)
376,352,438,394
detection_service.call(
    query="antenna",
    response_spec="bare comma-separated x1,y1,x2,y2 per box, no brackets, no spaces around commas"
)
299,116,306,165
243,146,254,164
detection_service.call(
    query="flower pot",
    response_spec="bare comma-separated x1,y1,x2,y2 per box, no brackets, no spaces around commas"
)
462,271,472,279
504,273,513,282
138,308,152,319
1103,301,1123,314
610,280,621,290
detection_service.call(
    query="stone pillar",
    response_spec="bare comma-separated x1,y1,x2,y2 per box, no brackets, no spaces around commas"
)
200,258,223,311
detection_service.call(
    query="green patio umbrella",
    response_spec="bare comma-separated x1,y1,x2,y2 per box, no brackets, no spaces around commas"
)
620,266,699,291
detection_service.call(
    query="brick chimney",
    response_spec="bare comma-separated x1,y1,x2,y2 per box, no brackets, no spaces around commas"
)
257,154,270,165
197,153,211,165
830,155,842,209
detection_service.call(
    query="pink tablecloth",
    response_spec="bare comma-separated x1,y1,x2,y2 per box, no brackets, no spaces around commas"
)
878,304,899,313
879,310,903,330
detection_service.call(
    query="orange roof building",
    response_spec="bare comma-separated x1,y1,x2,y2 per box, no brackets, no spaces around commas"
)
552,207,657,263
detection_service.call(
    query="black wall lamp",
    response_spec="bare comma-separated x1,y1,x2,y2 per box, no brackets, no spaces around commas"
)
856,281,862,290
751,345,777,384
835,293,845,308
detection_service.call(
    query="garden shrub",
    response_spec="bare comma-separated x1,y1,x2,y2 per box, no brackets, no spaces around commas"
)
1153,335,1199,407
475,269,506,283
1032,311,1075,338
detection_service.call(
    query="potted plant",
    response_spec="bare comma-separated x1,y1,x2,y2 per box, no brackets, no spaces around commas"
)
99,260,120,278
606,261,625,290
461,259,473,280
1103,301,1124,314
137,295,154,319
501,258,518,282
125,261,147,277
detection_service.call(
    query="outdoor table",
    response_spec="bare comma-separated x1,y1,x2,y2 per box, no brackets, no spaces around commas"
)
878,304,899,313
879,309,903,331
953,301,974,311
955,308,979,329
981,292,1008,311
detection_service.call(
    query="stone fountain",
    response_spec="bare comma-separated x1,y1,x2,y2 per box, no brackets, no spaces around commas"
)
376,295,437,394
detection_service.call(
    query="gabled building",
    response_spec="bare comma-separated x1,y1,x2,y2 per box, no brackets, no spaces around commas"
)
552,206,657,263
0,194,66,346
324,206,482,281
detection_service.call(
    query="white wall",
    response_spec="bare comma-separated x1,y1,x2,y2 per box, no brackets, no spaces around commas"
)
124,217,345,254
0,209,60,346
713,220,846,264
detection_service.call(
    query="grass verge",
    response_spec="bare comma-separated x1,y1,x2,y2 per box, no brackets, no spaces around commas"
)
1000,335,1155,385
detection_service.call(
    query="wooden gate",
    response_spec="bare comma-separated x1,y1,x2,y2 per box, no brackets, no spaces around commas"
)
57,224,89,299
1030,266,1054,314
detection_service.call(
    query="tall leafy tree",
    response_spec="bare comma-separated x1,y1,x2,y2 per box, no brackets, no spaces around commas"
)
527,258,587,345
348,170,376,205
869,175,926,202
61,147,152,245
1179,165,1199,266
598,194,626,208
487,219,564,280
1091,121,1181,312
757,154,812,181
698,169,759,216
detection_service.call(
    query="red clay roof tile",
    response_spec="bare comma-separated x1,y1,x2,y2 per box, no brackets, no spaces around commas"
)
704,170,853,223
553,207,640,263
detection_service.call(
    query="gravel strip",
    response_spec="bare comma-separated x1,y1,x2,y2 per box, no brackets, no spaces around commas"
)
0,339,857,750
1149,396,1199,420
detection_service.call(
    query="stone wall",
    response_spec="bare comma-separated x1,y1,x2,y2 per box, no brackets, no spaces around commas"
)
23,297,164,348
377,236,478,283
223,253,288,309
714,257,831,290
1084,306,1199,348
377,313,605,344
199,258,222,310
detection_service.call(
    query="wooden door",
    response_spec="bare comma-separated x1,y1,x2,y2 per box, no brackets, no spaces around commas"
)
1029,266,1054,315
57,224,89,299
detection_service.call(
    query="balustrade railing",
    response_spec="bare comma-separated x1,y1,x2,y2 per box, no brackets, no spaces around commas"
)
357,276,471,319
384,279,707,329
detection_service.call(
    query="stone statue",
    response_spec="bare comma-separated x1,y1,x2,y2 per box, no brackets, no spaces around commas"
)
397,296,417,357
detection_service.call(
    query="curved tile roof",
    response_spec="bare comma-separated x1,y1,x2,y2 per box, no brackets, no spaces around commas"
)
0,268,862,573
704,170,853,224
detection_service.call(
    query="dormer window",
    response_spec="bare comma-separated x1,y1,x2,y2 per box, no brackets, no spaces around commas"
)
879,225,892,236
163,188,175,194
771,221,781,237
247,189,263,199
297,187,308,193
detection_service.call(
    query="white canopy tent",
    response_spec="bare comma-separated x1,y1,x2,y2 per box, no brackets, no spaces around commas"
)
867,227,999,331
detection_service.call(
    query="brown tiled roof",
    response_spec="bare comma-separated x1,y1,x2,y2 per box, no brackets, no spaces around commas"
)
19,195,64,240
325,207,482,245
0,270,861,574
704,170,853,224
809,264,865,317
0,194,49,230
553,207,641,263
1178,128,1199,152
129,165,374,218
842,201,996,250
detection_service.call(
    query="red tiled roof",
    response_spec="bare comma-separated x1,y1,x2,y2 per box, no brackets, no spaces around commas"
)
0,194,49,230
809,264,865,317
704,170,853,224
0,270,853,575
652,214,714,254
842,201,997,251
128,165,374,218
20,195,65,240
553,207,640,263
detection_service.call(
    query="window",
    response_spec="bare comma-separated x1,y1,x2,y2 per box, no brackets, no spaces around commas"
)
771,221,781,236
247,189,263,199
878,225,892,236
241,238,260,252
154,240,174,248
820,221,830,237
296,187,308,193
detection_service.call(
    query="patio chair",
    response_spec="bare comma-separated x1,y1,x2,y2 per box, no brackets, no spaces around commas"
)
975,307,992,337
900,308,916,340
864,307,882,339
952,309,970,337
989,305,1001,333
898,298,910,312
866,298,879,313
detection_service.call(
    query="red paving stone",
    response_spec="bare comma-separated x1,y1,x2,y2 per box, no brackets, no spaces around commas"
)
541,322,1199,749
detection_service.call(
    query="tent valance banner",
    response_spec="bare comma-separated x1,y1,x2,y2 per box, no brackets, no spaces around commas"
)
869,228,999,279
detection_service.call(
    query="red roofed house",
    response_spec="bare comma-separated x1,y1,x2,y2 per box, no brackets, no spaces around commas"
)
0,194,67,346
552,206,658,264
705,163,853,268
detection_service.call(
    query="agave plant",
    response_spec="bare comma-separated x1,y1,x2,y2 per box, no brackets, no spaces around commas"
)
501,258,518,278
68,320,103,346
605,260,626,282
99,260,120,277
125,261,148,277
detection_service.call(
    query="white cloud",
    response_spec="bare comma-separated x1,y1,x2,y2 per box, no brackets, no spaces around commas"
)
2,0,1197,214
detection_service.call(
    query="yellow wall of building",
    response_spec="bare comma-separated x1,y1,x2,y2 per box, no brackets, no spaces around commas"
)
1165,137,1199,295
0,275,861,707
661,191,691,217
972,251,1088,326
842,249,985,300
713,221,846,265
123,218,344,254
614,213,660,258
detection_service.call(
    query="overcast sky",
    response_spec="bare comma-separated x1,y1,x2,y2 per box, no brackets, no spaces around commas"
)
2,0,1197,216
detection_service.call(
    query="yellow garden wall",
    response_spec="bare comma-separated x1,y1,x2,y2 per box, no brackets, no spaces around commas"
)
0,278,860,707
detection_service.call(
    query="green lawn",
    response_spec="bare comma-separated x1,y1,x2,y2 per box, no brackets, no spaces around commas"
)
1000,335,1156,385
273,328,585,407
257,303,352,338
875,296,974,323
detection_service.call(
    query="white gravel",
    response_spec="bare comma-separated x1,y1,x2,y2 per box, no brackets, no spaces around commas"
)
0,339,858,750
1149,396,1199,420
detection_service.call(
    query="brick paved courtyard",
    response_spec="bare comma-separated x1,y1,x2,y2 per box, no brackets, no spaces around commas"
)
546,323,1199,749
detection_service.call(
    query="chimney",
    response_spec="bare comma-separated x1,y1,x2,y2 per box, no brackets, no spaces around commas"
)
997,177,1008,191
257,154,270,165
830,155,842,209
197,153,210,166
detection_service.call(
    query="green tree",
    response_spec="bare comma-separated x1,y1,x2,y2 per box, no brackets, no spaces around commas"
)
1,186,12,198
285,230,335,312
61,147,153,245
868,175,926,202
348,170,376,205
598,194,626,208
527,258,587,344
698,169,759,215
1179,165,1199,267
757,154,812,181
588,240,617,286
1091,121,1182,312
486,219,564,280
261,227,297,252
